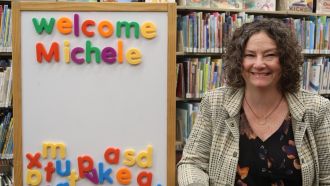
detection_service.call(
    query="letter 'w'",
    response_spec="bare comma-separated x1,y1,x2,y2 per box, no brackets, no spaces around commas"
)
32,18,55,34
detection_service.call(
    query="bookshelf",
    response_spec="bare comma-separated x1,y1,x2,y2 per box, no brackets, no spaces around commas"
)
174,0,330,165
0,0,13,185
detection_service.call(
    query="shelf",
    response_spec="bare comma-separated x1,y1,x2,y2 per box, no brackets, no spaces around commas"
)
176,51,222,57
0,52,12,57
177,6,330,17
0,154,13,160
177,51,330,57
0,107,12,110
176,97,202,102
302,53,330,57
177,6,244,13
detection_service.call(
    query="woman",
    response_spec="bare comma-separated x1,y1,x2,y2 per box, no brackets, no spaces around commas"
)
177,18,330,186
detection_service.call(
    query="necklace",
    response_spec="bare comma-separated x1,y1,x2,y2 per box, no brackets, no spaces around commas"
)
244,96,283,126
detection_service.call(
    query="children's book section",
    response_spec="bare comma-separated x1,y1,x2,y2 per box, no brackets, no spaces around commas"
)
0,0,13,185
12,2,176,186
175,0,330,165
2,0,330,185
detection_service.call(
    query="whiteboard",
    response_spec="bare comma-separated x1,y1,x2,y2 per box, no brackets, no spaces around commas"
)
13,3,176,186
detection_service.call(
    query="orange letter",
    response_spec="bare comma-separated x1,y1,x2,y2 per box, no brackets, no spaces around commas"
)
98,20,113,38
117,39,123,64
57,17,72,35
116,167,131,185
36,42,59,63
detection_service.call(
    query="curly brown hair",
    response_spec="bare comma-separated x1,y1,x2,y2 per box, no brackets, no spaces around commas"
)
223,18,303,93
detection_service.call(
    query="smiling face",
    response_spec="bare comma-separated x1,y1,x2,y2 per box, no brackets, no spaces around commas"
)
242,31,281,91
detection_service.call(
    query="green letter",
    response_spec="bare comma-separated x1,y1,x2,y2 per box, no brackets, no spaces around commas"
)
116,21,139,39
85,40,101,63
32,17,56,34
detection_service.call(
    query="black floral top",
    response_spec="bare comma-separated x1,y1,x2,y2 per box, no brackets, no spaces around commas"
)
235,111,302,186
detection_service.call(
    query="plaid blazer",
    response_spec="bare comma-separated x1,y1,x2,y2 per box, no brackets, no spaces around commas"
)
177,87,330,186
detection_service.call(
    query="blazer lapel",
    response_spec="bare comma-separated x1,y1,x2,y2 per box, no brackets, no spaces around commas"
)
224,88,244,141
285,91,307,149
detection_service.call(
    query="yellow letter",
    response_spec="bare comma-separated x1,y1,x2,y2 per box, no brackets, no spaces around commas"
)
42,142,67,159
123,149,135,166
126,48,141,65
136,145,153,168
26,169,42,186
68,170,79,186
64,40,70,63
141,22,157,39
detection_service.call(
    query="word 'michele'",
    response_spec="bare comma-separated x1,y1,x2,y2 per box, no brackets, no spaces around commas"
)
25,142,159,186
33,13,157,65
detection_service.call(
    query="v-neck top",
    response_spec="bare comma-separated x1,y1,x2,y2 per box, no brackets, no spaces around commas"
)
235,110,302,186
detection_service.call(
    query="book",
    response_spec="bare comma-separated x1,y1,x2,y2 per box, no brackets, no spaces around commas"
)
285,0,314,12
211,0,243,9
102,0,142,2
309,58,322,93
145,0,175,2
316,0,330,13
57,0,98,1
243,0,276,11
186,0,210,7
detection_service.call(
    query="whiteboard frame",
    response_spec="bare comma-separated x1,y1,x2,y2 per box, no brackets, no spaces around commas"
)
12,2,176,185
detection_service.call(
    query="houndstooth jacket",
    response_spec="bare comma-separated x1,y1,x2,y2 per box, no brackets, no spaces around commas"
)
177,87,330,186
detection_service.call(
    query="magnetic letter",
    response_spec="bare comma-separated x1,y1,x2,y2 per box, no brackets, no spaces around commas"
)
82,20,96,37
85,40,101,63
137,171,153,186
78,155,94,178
117,39,123,63
68,170,79,186
44,161,55,182
74,14,79,37
98,20,113,38
116,167,131,185
101,47,116,64
84,168,99,184
98,162,113,184
26,152,42,169
36,42,59,63
57,17,72,35
126,48,142,65
123,149,135,166
56,160,71,176
26,169,42,186
32,17,55,34
141,22,157,39
136,145,153,168
104,147,120,164
64,40,70,63
42,142,66,159
56,183,69,186
71,47,85,64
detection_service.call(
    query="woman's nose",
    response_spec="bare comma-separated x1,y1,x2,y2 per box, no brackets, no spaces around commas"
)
254,56,266,68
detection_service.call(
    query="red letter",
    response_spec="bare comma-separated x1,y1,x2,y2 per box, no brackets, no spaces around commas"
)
137,171,152,186
36,42,59,63
82,20,95,37
78,155,94,178
104,147,120,164
26,152,42,169
44,161,55,182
